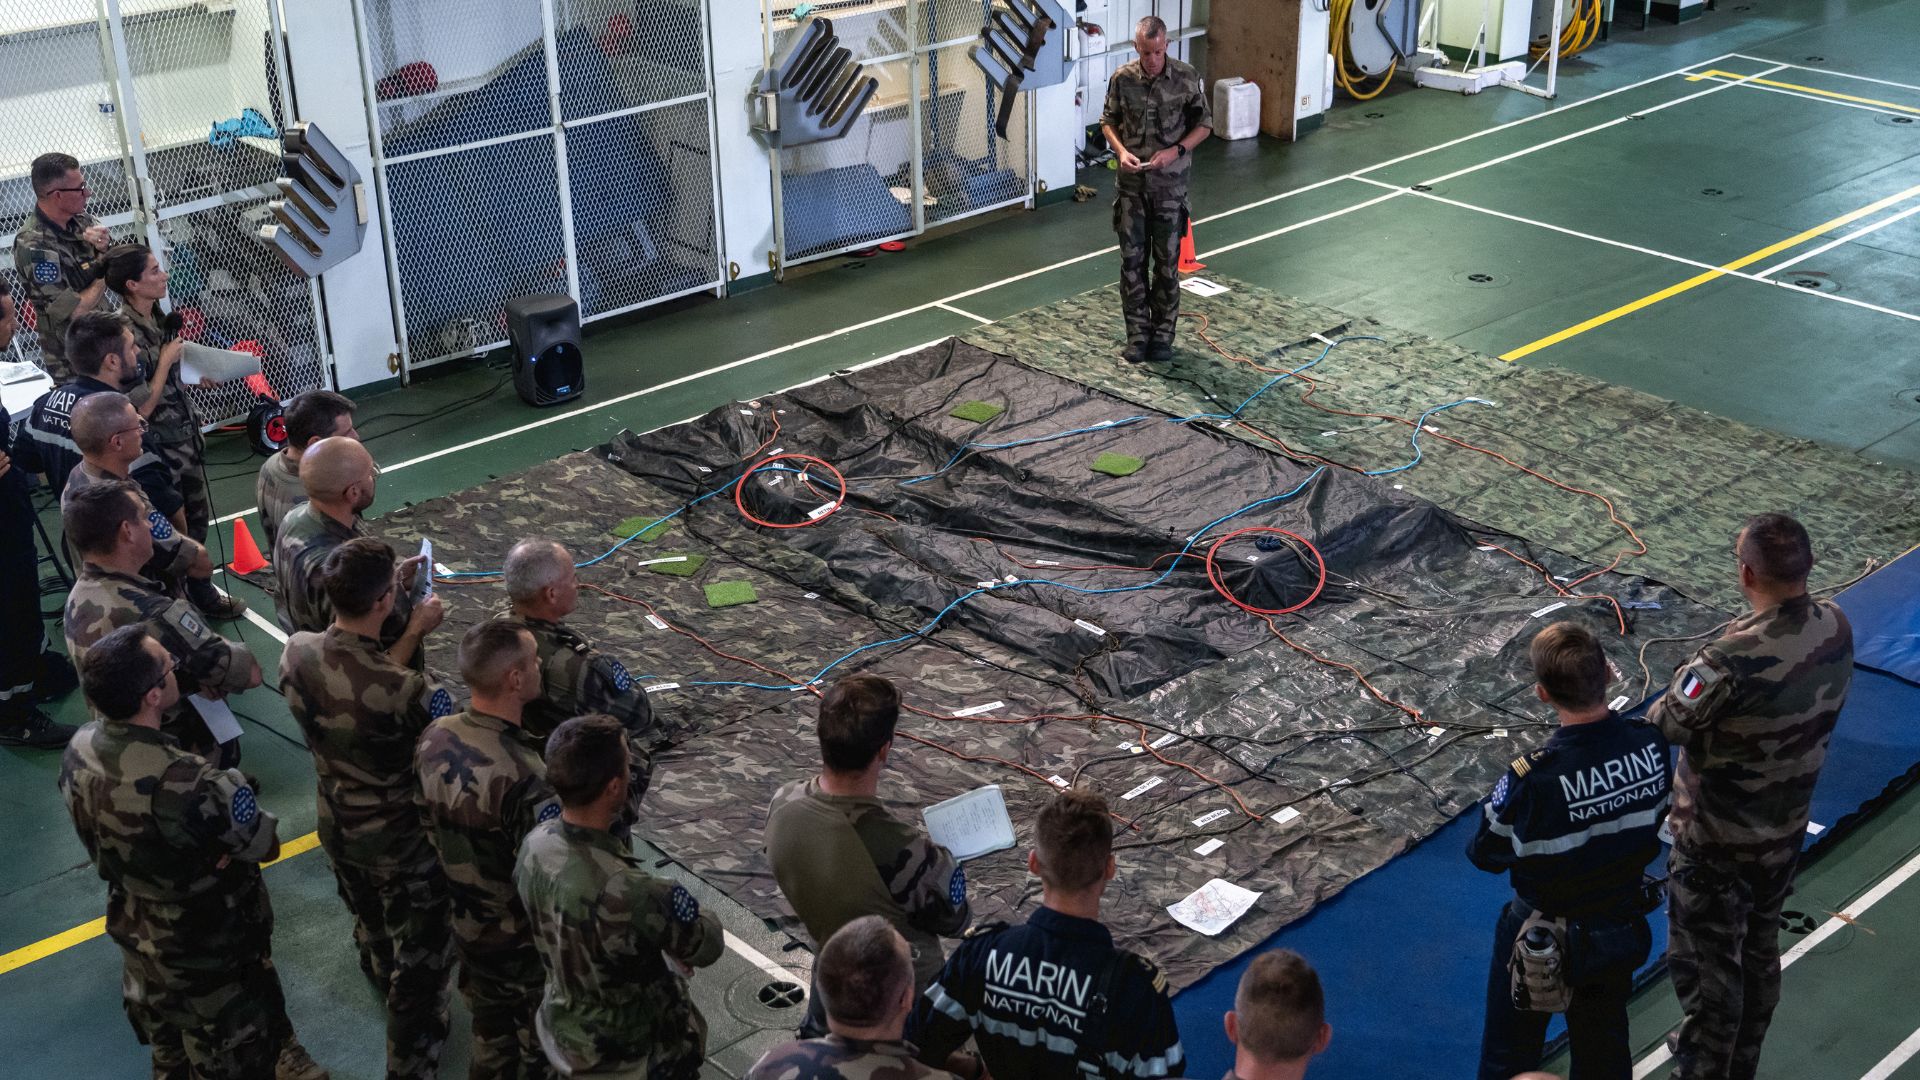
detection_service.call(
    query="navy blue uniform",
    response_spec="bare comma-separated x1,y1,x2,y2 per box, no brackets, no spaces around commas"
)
15,376,182,513
1468,713,1670,1080
1,402,48,719
911,906,1184,1078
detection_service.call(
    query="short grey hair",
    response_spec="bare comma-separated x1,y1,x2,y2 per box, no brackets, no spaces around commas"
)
817,916,912,1027
503,538,573,603
1136,15,1167,39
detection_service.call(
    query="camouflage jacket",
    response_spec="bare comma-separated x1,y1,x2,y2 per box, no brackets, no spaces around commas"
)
58,718,280,963
1651,594,1853,868
15,375,183,513
254,450,305,553
64,459,199,584
123,303,199,447
12,207,102,380
415,708,562,957
65,564,256,701
279,626,456,873
515,819,724,1076
747,1036,960,1080
273,502,414,643
517,615,657,743
1101,58,1211,194
765,778,971,989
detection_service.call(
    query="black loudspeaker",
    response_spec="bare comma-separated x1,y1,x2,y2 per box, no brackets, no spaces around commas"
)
507,293,585,406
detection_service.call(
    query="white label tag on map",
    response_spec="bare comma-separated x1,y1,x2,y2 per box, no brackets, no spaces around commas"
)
1033,559,1061,566
1180,277,1230,297
803,592,820,600
1168,878,1262,936
644,614,668,631
1151,732,1182,749
807,503,836,520
634,556,688,567
1120,740,1145,755
1609,694,1632,712
951,701,1005,718
1073,619,1107,636
1194,808,1231,827
1122,777,1164,800
1273,807,1302,826
1047,774,1070,788
645,682,679,693
1530,601,1568,618
1194,838,1225,856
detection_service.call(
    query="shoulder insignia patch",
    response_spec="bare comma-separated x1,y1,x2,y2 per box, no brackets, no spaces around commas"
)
948,864,967,906
175,607,207,641
606,658,633,693
1490,773,1512,811
537,801,562,823
1675,659,1724,701
231,784,258,826
147,511,174,541
963,920,1009,940
428,687,454,718
32,260,60,285
1510,753,1533,778
669,883,700,924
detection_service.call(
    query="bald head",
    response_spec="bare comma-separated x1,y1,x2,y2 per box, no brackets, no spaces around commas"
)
302,436,378,514
71,392,140,460
504,538,577,614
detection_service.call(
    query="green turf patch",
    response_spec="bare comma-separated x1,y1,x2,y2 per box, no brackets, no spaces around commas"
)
640,553,706,577
612,516,671,542
950,400,1005,423
1091,452,1145,477
704,580,759,608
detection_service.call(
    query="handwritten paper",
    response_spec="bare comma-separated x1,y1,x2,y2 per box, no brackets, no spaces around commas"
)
1168,878,1262,936
923,785,1016,861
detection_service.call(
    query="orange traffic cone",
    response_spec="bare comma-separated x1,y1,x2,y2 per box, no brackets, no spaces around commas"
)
229,518,269,575
1178,220,1205,273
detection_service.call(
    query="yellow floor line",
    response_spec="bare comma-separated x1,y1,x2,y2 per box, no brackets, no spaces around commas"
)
0,831,322,976
1688,68,1920,114
1501,180,1920,361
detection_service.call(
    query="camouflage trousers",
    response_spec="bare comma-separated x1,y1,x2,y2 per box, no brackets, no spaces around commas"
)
1666,849,1797,1080
333,857,457,1080
458,942,555,1080
152,433,211,543
1114,184,1189,347
122,947,293,1080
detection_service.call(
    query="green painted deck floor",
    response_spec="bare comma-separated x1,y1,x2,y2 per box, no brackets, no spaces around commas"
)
7,0,1920,1075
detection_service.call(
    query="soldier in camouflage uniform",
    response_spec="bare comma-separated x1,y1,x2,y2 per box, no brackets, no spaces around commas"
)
416,621,563,1080
106,243,212,541
63,393,207,587
279,537,455,1080
59,624,328,1080
748,917,962,1080
1650,514,1854,1080
12,153,111,382
502,538,671,807
256,390,359,552
1099,17,1211,365
517,714,725,1078
274,436,418,646
63,481,262,764
765,675,971,1038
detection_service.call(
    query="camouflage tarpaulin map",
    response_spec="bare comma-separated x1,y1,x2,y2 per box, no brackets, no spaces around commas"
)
381,337,1736,989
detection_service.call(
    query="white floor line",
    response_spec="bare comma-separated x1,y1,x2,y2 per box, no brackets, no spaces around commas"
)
1730,55,1920,96
1352,177,1920,326
1418,65,1787,187
239,605,288,645
1632,847,1920,1078
1754,200,1920,278
936,301,993,323
723,929,806,986
203,51,1748,531
1197,188,1409,259
1697,72,1918,118
1861,1026,1920,1080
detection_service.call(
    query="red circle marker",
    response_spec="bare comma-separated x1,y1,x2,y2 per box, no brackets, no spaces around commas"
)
735,453,848,530
1204,526,1327,616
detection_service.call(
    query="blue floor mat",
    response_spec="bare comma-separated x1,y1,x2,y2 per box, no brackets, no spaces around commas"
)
1173,547,1920,1079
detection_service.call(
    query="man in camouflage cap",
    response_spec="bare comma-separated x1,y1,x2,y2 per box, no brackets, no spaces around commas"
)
503,537,674,788
1650,513,1853,1080
274,435,420,649
416,620,562,1080
517,713,725,1078
59,624,329,1080
62,480,261,766
12,152,111,381
748,916,961,1080
765,674,971,1039
1099,16,1211,365
279,537,454,1080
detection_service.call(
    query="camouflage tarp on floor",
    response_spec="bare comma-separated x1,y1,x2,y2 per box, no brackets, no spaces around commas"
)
379,339,1725,989
962,280,1920,611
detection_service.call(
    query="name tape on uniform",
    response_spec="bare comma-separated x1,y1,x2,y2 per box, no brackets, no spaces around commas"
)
951,701,1005,718
1194,838,1226,856
1122,776,1164,800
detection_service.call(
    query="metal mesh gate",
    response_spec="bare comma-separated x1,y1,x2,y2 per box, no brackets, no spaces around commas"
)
353,0,724,375
765,0,1034,269
0,0,326,424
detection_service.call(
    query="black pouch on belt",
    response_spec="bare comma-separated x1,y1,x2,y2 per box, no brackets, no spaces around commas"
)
1509,910,1572,1013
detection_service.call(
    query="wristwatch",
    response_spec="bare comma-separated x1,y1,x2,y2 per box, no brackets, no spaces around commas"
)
1175,143,1188,157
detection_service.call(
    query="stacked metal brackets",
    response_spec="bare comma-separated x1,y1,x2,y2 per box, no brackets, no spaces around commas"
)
970,0,1070,138
755,17,878,149
257,123,367,278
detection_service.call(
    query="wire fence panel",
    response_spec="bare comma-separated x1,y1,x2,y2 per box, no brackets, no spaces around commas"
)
386,136,569,362
362,0,552,159
557,0,707,117
0,1,135,225
566,102,718,317
919,39,1029,227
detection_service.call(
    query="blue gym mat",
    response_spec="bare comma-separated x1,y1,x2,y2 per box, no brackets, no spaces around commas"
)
1173,546,1920,1079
